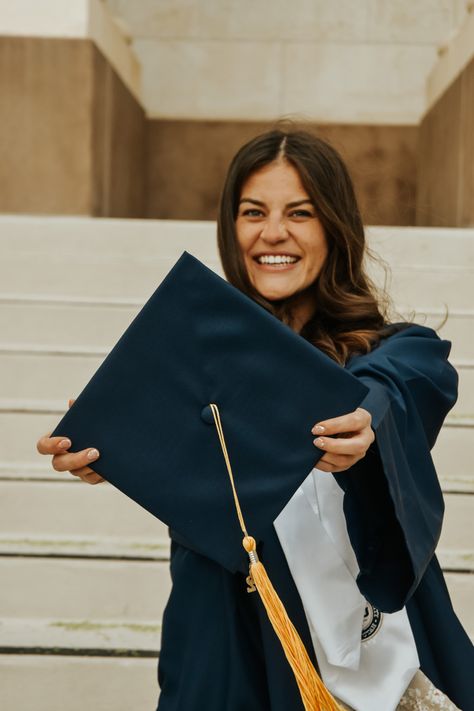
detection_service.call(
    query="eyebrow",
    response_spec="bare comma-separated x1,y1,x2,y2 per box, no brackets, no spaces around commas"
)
238,198,314,208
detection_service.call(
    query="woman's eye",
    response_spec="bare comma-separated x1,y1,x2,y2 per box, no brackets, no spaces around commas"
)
289,210,313,218
242,209,264,217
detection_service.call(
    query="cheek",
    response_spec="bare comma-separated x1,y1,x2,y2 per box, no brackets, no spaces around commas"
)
235,224,256,261
235,222,249,252
303,232,328,273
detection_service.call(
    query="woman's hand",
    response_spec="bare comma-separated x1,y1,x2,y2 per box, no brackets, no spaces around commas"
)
36,399,105,485
311,407,374,473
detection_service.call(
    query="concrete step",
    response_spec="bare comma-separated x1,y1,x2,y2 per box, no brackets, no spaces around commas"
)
1,216,473,269
0,569,471,711
0,654,159,711
0,479,470,562
1,218,473,305
431,423,474,492
0,618,160,656
0,345,472,406
365,226,474,268
0,350,472,418
0,556,171,620
2,398,473,487
0,535,170,561
0,408,92,467
0,261,471,308
0,558,471,642
1,412,473,491
444,573,474,637
381,267,473,311
0,527,470,573
1,565,472,653
1,299,473,361
0,298,139,351
438,494,474,569
0,480,168,539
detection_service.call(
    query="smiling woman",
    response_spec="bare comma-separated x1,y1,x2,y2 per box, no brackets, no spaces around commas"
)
37,129,473,711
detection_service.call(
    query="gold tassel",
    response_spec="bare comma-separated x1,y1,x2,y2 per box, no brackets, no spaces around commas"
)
209,404,345,711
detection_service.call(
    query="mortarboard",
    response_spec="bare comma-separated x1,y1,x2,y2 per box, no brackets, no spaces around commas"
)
51,251,368,710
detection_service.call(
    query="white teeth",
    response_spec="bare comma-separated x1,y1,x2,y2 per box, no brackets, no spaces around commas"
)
257,255,298,265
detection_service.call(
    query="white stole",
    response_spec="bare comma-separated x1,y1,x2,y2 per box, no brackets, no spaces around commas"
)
274,467,419,711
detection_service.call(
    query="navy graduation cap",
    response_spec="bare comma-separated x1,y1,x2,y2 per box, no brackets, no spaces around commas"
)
51,251,368,575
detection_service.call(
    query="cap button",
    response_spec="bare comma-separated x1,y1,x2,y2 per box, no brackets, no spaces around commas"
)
201,405,215,425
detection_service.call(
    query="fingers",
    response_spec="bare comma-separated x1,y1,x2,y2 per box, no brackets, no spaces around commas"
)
37,434,72,455
315,452,355,472
37,397,104,484
315,459,339,473
51,447,100,473
70,466,105,485
311,407,372,437
311,407,375,473
36,398,76,455
313,429,374,457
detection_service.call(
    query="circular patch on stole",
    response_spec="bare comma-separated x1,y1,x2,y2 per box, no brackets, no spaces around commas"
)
361,603,383,641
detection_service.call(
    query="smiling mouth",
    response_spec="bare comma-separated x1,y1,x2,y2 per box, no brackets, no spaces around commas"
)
253,254,301,265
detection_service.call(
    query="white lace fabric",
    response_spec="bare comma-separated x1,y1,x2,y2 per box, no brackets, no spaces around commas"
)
398,670,460,710
336,670,460,711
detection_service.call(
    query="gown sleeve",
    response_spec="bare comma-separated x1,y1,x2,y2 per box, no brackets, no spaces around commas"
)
337,323,458,613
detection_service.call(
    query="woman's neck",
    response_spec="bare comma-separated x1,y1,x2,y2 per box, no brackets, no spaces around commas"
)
279,292,317,333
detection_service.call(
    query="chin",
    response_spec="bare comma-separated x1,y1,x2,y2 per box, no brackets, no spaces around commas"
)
257,288,297,302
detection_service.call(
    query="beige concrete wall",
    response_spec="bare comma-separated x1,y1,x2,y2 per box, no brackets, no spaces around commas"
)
145,120,417,226
417,54,474,227
91,45,145,217
0,37,93,215
0,37,145,217
106,0,467,124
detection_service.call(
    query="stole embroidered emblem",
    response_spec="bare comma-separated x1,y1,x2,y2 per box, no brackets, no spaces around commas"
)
361,603,383,641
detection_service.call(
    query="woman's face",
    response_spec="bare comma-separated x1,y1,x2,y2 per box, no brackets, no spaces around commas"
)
235,160,328,319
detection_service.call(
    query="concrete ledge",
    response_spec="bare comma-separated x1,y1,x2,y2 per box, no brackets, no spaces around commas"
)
0,617,160,655
0,654,159,711
426,5,474,113
0,0,141,102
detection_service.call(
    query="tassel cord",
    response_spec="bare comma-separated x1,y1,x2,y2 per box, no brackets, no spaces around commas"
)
208,403,345,711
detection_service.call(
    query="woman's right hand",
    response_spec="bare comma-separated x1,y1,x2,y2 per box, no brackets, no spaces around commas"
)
36,398,105,485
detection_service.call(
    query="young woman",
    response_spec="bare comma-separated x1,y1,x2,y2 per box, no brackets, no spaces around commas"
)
37,130,473,710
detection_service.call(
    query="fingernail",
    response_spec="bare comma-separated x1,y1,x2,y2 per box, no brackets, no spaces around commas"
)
59,439,71,449
314,438,325,448
311,425,325,435
87,448,99,460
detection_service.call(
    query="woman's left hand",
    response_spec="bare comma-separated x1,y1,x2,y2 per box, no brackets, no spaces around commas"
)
311,407,375,473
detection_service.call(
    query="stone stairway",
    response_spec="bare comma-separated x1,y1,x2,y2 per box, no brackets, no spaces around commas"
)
0,216,473,711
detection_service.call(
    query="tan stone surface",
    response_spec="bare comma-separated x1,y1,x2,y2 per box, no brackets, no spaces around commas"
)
106,0,463,43
0,37,94,215
91,45,146,217
0,37,145,218
417,54,474,227
145,120,417,226
106,0,467,123
282,42,437,125
366,0,465,44
459,57,474,226
135,38,281,121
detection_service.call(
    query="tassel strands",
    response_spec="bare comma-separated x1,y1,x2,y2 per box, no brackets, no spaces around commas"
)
209,403,345,711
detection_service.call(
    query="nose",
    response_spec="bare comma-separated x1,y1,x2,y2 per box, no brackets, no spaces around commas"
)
260,215,289,243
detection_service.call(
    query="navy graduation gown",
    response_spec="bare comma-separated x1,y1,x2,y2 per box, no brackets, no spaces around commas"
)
157,324,474,711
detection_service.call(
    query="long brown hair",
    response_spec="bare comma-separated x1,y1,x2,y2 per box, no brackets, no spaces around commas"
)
217,129,393,364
